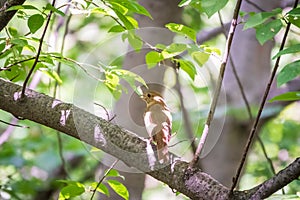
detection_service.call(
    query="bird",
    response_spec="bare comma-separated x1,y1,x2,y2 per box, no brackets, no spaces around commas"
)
141,90,172,163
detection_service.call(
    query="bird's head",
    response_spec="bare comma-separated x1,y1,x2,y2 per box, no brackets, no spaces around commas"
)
141,91,163,104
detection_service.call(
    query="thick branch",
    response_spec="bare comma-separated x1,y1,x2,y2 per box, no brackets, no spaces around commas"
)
250,157,300,199
0,0,26,32
0,78,299,199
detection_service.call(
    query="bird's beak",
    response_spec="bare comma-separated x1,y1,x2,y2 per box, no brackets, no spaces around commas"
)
140,93,146,100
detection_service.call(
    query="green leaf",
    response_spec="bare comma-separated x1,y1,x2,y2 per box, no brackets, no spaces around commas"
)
0,42,5,52
59,186,84,200
6,5,40,12
109,0,151,18
45,53,77,69
269,91,300,102
24,44,36,53
256,19,282,45
287,15,300,28
277,60,300,86
162,43,187,59
272,44,300,59
107,180,129,200
91,182,110,196
45,3,65,16
126,31,143,51
178,0,203,10
203,46,221,55
127,16,139,28
178,0,192,7
155,43,166,50
104,71,122,99
110,2,128,15
145,51,163,68
105,71,120,91
106,169,125,179
41,69,63,85
165,23,196,42
57,180,85,200
28,14,44,34
178,59,196,80
108,25,126,33
4,64,25,81
113,8,135,30
286,8,300,28
40,56,55,65
201,0,228,18
8,27,19,37
192,51,210,66
243,8,282,30
165,43,187,53
10,38,28,46
287,7,300,16
91,7,107,15
112,69,147,92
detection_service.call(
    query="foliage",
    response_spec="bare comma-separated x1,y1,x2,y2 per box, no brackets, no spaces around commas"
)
57,169,128,200
0,0,300,199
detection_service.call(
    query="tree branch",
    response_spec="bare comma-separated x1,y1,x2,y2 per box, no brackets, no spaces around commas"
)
0,0,26,32
250,157,300,199
0,78,299,199
190,0,243,168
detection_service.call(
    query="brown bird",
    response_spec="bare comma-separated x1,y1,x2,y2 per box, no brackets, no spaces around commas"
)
141,91,172,163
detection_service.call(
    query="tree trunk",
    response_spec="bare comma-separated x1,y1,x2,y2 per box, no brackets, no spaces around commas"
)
99,1,183,199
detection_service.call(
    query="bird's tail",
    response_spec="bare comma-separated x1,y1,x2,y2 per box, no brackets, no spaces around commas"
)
155,127,170,163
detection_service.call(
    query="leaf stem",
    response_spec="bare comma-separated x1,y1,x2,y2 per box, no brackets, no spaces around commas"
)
90,159,119,200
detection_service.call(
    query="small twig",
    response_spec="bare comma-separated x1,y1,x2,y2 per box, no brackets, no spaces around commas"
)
174,67,197,154
85,0,100,7
94,102,110,120
94,102,116,122
229,0,299,194
168,139,189,148
0,57,36,71
256,136,277,175
98,0,127,30
21,0,56,98
90,159,119,200
56,132,69,178
229,55,281,193
220,8,276,178
51,55,105,82
218,10,280,193
0,119,28,128
189,0,244,168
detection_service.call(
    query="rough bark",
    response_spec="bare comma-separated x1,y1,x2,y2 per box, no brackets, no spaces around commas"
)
1,78,299,199
0,0,26,32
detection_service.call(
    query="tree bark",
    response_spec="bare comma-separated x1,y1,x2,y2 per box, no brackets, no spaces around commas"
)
0,0,26,32
1,78,299,199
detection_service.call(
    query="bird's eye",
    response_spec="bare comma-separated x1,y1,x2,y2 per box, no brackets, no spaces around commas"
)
147,93,151,98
